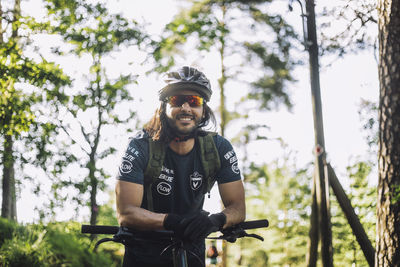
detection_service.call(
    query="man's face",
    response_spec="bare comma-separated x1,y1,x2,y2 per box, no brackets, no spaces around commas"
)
165,90,204,136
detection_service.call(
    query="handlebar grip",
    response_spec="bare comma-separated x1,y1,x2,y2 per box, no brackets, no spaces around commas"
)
81,225,119,234
238,219,269,230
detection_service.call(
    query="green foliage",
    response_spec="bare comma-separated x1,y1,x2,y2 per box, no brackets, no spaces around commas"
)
0,84,34,136
36,0,149,224
1,0,71,221
318,0,377,57
0,217,25,247
0,218,121,267
0,41,70,88
44,0,148,56
358,99,378,153
96,190,118,226
393,186,400,204
245,249,269,267
237,151,376,267
0,40,70,137
235,158,312,266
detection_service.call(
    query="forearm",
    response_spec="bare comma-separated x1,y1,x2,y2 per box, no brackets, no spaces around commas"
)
218,180,246,229
221,201,246,228
117,205,167,231
116,180,167,231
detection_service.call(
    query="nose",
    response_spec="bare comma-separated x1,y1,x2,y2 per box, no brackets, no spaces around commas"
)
180,102,191,111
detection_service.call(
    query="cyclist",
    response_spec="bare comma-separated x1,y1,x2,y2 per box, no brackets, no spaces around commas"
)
116,66,246,267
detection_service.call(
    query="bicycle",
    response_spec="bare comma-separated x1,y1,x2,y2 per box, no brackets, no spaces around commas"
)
81,219,269,267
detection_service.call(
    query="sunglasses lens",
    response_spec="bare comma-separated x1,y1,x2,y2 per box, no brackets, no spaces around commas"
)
186,95,204,106
168,95,204,107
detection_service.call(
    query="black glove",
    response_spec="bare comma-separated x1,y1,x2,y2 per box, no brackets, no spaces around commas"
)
163,212,198,238
183,211,226,241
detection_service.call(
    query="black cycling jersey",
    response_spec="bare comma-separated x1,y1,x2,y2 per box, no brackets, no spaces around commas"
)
116,130,241,264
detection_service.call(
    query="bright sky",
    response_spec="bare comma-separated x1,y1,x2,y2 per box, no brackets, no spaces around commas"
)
15,0,378,222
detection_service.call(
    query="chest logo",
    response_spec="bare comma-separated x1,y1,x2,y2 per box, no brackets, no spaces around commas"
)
190,171,203,190
157,182,172,195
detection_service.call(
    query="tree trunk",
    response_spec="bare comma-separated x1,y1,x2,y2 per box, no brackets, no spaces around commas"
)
376,0,400,266
89,158,98,226
12,0,21,39
306,172,319,267
327,164,375,266
1,135,17,221
1,0,22,222
305,0,333,265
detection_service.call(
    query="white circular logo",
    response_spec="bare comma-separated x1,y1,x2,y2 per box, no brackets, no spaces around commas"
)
119,160,133,174
231,162,240,174
157,182,172,195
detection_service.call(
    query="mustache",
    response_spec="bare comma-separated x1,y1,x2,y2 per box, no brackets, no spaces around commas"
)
176,113,195,119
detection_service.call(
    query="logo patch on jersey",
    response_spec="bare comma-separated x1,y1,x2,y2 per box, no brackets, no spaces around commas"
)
190,171,203,190
157,182,172,195
119,160,133,174
231,162,240,174
224,149,240,175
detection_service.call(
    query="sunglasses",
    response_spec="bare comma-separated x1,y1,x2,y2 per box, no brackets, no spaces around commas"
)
166,95,204,107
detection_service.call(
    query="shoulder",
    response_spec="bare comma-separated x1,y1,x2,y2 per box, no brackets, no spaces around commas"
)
211,133,232,149
199,131,235,156
124,130,151,156
132,129,150,140
198,131,233,147
127,130,150,145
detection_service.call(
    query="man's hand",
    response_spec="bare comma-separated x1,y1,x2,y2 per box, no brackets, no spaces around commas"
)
163,212,198,238
164,211,226,241
183,211,226,241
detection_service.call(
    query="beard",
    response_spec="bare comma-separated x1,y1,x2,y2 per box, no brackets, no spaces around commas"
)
167,114,202,136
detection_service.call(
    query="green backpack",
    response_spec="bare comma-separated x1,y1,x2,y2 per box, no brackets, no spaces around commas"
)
143,132,221,211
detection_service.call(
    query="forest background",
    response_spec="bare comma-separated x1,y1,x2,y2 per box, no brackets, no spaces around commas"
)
0,0,388,266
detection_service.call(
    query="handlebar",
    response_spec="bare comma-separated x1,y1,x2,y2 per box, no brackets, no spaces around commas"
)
81,219,269,249
81,219,268,235
81,224,119,235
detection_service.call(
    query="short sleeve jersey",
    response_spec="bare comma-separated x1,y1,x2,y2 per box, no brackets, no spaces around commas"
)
117,130,242,215
117,131,242,264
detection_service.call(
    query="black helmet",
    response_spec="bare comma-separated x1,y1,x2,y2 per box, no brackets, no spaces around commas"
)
159,66,212,102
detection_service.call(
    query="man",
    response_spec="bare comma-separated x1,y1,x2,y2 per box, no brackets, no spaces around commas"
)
116,66,245,267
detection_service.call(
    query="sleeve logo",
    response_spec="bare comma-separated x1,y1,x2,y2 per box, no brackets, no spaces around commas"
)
224,150,240,174
231,162,240,174
119,160,133,174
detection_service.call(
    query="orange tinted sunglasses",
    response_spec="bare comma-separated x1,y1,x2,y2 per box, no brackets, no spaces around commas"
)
167,95,204,107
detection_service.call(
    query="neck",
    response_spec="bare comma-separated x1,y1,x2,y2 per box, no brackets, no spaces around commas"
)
169,138,195,155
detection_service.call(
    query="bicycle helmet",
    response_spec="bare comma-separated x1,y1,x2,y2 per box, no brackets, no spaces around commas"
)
159,66,212,102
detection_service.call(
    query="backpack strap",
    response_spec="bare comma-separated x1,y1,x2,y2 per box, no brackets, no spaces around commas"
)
198,132,221,196
143,139,166,212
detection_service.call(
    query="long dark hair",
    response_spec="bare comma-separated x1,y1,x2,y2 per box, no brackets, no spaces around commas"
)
144,102,216,143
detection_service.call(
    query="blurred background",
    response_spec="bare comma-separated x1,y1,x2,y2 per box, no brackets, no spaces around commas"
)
1,0,380,266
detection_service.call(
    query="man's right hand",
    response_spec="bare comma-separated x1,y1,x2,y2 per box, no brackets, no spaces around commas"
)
163,212,199,239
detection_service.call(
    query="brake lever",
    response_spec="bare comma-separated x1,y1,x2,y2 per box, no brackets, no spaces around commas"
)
94,238,115,249
94,227,134,249
244,233,264,241
207,227,264,243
